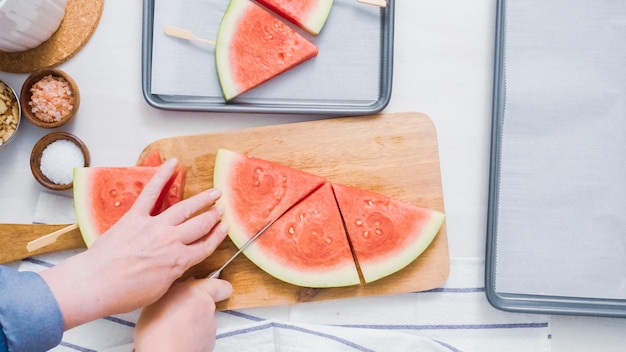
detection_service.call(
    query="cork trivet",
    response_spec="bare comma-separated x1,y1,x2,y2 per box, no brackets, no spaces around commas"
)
0,0,104,74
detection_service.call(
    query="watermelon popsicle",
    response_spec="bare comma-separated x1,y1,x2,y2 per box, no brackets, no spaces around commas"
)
215,0,319,101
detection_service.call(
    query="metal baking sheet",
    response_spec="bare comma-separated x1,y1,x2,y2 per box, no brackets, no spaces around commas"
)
141,0,394,114
486,0,626,318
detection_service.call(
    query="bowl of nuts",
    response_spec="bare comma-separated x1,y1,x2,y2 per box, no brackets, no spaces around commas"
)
20,69,80,129
0,79,21,149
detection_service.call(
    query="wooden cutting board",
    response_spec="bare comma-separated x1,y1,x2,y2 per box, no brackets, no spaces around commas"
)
0,112,448,309
137,112,449,310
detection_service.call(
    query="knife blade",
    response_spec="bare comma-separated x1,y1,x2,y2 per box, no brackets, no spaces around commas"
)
208,184,322,279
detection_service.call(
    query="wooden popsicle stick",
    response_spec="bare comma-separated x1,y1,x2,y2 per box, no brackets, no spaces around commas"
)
26,223,79,252
358,0,387,7
163,26,216,46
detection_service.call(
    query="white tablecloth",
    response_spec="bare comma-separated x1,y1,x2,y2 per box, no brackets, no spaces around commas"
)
18,192,550,352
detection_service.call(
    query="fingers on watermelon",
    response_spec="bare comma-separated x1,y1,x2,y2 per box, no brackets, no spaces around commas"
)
74,154,187,247
138,150,187,216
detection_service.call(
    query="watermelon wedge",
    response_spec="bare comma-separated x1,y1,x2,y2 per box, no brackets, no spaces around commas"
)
242,183,360,287
73,164,186,247
331,183,446,283
256,0,334,35
215,0,319,101
213,149,446,288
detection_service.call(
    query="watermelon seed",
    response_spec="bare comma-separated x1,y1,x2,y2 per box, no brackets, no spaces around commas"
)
362,230,370,238
114,201,120,207
325,237,331,244
375,229,382,235
288,226,295,235
355,219,363,226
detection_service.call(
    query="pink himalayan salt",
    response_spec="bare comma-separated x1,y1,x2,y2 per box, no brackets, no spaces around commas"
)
29,75,75,123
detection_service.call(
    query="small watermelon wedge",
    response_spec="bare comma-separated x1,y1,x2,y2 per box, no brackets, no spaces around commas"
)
256,0,334,35
332,183,446,283
215,0,319,101
240,183,360,287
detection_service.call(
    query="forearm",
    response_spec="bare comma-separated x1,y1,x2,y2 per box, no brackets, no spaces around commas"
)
0,266,64,351
39,250,118,330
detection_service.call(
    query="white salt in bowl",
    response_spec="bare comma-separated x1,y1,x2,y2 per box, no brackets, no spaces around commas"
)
30,131,90,191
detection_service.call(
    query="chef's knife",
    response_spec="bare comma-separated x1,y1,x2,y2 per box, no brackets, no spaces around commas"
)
208,184,322,279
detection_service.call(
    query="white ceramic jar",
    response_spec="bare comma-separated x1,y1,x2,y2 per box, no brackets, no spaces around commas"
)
0,0,68,52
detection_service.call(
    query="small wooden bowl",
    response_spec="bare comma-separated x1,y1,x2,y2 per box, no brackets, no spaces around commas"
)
30,132,90,191
20,69,80,129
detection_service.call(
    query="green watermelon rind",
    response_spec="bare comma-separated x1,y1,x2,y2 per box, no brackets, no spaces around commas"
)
301,0,334,35
215,0,246,101
358,210,446,283
244,241,361,288
73,167,100,247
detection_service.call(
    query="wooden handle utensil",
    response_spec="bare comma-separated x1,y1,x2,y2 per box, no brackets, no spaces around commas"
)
0,223,85,264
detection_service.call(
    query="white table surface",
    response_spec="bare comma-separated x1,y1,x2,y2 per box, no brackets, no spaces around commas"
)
1,0,625,350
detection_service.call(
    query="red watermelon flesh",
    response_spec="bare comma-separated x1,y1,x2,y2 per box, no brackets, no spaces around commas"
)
213,149,326,250
73,165,186,247
243,182,360,287
256,0,334,35
215,0,319,101
331,183,446,283
139,150,163,167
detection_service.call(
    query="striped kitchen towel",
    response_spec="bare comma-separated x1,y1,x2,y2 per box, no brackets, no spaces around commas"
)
18,192,550,352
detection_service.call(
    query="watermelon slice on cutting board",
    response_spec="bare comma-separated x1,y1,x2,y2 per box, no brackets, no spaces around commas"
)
73,153,186,247
256,0,334,35
213,148,446,288
215,0,319,101
332,183,446,283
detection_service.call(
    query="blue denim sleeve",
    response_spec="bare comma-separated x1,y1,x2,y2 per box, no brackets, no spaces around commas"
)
0,265,64,352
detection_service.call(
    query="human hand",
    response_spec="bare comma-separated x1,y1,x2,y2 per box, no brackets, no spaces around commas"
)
133,277,232,352
40,158,229,329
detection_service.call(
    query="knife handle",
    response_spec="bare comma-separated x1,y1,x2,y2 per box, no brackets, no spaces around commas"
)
0,223,86,264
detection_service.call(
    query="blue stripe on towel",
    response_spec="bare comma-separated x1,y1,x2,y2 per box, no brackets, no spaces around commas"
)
217,321,377,352
58,341,97,352
333,322,549,331
22,257,55,268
